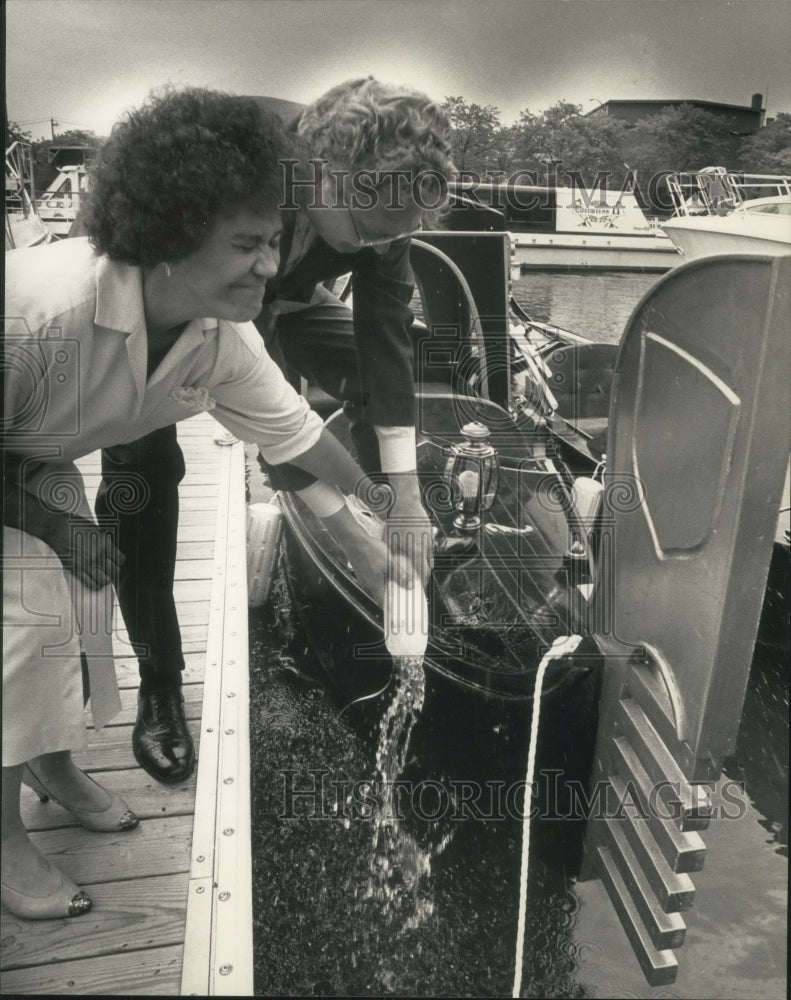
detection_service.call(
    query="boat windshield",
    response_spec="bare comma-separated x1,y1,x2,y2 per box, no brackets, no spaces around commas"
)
667,170,791,217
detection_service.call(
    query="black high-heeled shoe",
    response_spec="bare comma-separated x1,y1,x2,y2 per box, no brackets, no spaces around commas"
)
23,765,139,832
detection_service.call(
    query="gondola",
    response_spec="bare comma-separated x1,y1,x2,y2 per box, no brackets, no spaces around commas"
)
278,199,621,703
277,198,789,708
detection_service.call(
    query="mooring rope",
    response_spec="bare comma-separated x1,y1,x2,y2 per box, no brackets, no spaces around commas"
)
512,633,583,998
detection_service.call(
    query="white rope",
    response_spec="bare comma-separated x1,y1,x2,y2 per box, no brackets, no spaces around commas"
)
512,633,583,998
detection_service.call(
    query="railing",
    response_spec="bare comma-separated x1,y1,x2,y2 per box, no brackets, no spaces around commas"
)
5,141,51,249
666,168,791,217
5,141,37,206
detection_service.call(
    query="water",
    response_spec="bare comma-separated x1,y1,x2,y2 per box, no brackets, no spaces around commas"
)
364,655,430,932
248,568,787,999
512,270,660,344
247,270,787,997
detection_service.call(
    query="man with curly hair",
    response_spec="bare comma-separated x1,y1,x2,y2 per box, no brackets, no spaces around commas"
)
63,78,455,785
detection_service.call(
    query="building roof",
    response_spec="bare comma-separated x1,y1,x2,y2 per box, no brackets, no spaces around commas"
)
586,98,764,116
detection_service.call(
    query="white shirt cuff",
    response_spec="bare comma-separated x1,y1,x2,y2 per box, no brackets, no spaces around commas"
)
374,425,417,473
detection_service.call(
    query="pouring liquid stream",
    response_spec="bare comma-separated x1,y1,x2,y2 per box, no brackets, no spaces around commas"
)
360,580,436,931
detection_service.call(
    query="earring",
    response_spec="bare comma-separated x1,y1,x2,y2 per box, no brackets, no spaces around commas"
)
163,262,172,278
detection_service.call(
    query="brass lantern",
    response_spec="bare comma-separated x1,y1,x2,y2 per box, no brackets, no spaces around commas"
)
444,421,499,531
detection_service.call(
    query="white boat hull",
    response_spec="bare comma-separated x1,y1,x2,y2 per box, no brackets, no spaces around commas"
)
512,233,679,272
661,213,791,259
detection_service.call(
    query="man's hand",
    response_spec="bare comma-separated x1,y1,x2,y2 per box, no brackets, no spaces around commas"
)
43,512,124,590
385,473,434,590
322,502,413,607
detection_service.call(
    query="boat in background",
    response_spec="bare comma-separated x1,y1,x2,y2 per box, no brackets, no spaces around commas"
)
662,168,791,258
451,180,679,272
35,162,89,238
5,142,50,249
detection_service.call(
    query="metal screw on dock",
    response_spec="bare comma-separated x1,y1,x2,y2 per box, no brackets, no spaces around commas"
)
224,777,234,784
223,827,234,836
225,728,235,735
219,891,231,901
196,854,205,862
219,965,233,975
226,691,236,698
196,886,205,894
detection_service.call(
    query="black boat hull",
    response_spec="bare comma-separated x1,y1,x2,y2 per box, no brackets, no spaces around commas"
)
279,394,598,703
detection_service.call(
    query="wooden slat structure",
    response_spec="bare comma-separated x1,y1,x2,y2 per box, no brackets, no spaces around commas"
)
0,413,253,995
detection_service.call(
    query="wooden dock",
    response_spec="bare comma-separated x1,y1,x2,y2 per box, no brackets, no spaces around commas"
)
1,413,253,995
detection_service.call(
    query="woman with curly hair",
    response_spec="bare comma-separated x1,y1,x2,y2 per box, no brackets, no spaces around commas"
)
2,86,410,920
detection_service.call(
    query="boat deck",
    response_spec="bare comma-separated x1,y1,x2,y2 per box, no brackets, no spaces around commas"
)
0,413,253,996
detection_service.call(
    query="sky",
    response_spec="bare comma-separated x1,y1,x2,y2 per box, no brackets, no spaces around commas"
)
6,0,791,138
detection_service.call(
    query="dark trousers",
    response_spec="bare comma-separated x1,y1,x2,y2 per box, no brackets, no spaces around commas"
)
96,425,186,692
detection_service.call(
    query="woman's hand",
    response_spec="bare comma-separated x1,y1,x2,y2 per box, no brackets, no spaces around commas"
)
4,470,124,590
44,512,125,590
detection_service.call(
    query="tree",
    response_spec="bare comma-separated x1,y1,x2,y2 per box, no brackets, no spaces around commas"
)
5,120,34,147
485,123,519,176
622,105,735,182
511,102,579,171
739,113,791,173
44,127,101,148
510,102,631,187
441,96,508,174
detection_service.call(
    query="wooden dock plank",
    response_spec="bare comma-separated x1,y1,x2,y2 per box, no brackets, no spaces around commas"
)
87,683,204,726
22,769,197,831
0,944,185,996
0,874,189,971
1,413,252,995
173,579,212,602
26,815,194,887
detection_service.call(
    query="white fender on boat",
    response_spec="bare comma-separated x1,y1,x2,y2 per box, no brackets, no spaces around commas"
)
246,500,283,607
